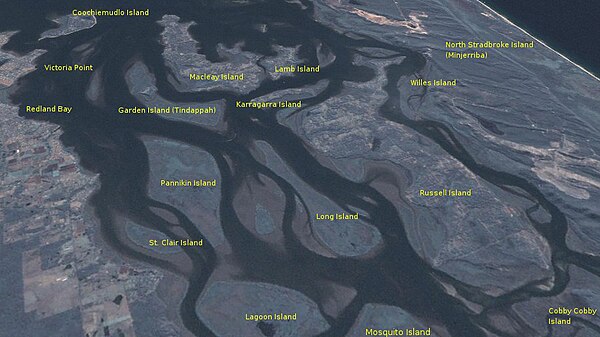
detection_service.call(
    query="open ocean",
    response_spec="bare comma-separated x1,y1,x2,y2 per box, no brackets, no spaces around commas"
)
481,0,600,77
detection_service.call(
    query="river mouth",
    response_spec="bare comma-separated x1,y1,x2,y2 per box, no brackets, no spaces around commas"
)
4,0,600,336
